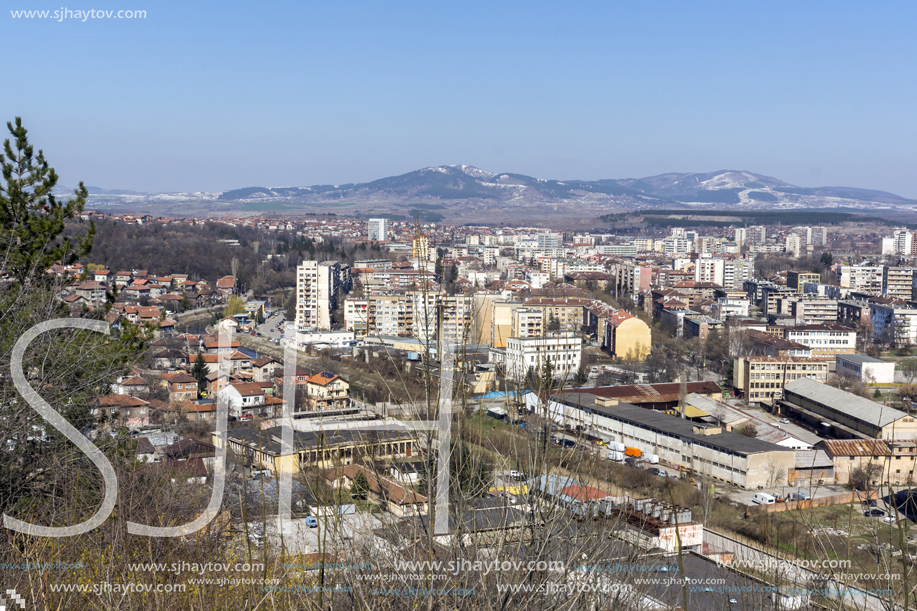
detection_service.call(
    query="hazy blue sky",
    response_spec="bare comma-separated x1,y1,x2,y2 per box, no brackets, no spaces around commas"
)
3,1,915,196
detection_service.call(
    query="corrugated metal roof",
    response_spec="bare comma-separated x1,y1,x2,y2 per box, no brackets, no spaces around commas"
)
794,449,834,469
819,439,889,457
785,378,907,428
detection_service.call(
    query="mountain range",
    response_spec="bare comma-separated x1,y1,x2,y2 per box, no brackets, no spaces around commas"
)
69,166,917,217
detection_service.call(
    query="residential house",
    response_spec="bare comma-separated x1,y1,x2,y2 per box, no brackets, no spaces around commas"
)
305,372,351,411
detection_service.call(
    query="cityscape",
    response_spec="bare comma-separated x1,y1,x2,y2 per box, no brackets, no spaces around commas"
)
3,2,917,611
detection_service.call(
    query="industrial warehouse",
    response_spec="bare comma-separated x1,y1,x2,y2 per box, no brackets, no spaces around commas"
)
528,390,796,489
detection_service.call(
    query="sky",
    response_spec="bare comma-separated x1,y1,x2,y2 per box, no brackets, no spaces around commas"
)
2,0,916,196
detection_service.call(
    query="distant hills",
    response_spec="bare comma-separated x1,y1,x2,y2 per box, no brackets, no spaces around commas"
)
215,166,916,209
70,165,917,217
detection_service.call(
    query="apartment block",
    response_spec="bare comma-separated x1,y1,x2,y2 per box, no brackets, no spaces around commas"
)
787,271,820,293
504,333,582,381
733,356,829,405
884,267,916,300
784,324,855,358
839,265,883,294
367,218,388,241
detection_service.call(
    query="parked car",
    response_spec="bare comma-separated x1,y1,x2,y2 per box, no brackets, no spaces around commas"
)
865,509,886,517
305,516,318,528
653,469,667,478
779,418,790,424
883,516,894,523
864,499,878,507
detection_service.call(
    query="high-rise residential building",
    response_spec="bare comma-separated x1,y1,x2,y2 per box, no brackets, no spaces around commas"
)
785,234,803,257
894,228,914,256
809,227,828,246
694,256,724,286
367,218,388,241
746,226,766,247
295,260,341,330
734,228,747,247
536,233,561,249
839,265,883,294
883,267,916,300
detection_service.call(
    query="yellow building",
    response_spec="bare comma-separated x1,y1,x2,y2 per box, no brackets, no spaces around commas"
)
490,301,522,348
602,310,651,360
215,426,416,473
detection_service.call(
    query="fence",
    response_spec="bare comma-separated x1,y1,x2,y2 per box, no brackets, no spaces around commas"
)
745,489,876,517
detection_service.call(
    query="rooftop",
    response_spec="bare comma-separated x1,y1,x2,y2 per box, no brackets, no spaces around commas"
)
784,378,908,429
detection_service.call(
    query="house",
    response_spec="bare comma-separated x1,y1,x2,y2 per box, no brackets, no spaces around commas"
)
252,356,281,383
152,348,189,369
305,372,351,411
326,464,428,517
201,336,242,354
218,382,267,419
92,395,151,428
160,372,199,403
223,351,253,374
112,375,150,397
134,437,158,463
216,275,236,295
72,281,106,305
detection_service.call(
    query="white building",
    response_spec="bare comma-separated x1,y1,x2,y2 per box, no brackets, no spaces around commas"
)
505,333,582,382
713,297,750,319
367,218,388,242
296,260,341,331
836,354,895,384
694,256,724,286
894,229,914,256
839,265,883,294
870,304,917,346
785,234,803,257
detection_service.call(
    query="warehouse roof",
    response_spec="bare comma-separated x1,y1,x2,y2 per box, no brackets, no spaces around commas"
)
836,353,887,365
554,391,790,457
784,378,907,428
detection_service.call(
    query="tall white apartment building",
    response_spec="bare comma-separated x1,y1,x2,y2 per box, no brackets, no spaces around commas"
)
746,226,766,247
809,226,828,246
785,234,803,257
296,260,341,330
839,265,883,294
694,256,724,286
894,229,914,256
734,228,747,247
367,218,388,241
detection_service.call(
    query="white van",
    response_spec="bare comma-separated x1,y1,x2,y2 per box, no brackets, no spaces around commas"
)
753,492,776,505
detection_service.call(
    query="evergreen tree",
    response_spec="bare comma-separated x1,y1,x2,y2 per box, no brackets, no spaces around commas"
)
190,353,210,393
0,117,94,283
351,470,370,501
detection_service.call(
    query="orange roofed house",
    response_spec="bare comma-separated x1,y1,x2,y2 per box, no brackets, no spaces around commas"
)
305,372,351,411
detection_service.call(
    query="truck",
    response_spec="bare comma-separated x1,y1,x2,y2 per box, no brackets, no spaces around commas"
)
644,453,659,464
608,441,626,452
608,451,624,462
624,447,642,458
